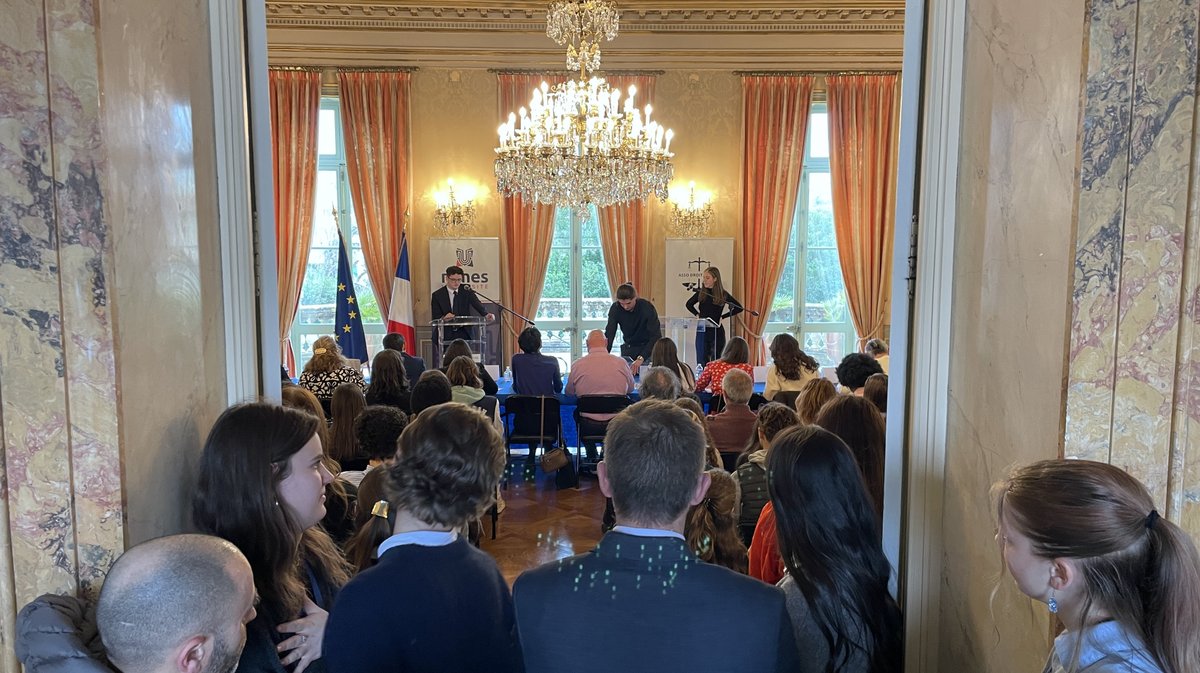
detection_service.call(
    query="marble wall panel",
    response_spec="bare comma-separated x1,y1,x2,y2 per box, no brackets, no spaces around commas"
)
1067,0,1200,538
44,0,124,598
1064,0,1139,462
1109,0,1197,502
0,0,80,618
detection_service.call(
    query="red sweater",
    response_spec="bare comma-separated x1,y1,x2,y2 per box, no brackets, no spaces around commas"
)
695,361,754,396
747,502,785,585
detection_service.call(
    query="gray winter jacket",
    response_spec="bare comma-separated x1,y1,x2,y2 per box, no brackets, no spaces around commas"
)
15,594,115,673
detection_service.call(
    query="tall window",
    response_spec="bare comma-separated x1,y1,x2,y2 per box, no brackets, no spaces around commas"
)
290,98,384,372
766,105,856,366
535,207,611,371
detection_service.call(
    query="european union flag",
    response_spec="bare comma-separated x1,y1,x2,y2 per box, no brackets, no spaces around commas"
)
335,231,368,364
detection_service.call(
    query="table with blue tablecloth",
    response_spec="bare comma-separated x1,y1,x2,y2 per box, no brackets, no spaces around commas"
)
494,379,766,448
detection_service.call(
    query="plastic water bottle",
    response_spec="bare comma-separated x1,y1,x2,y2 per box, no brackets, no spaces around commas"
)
503,366,513,383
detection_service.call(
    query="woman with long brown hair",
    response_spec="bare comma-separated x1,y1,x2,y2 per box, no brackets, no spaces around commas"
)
815,395,887,523
684,469,748,574
995,460,1200,673
193,402,351,673
651,337,697,393
763,333,820,401
328,383,367,470
365,349,410,413
685,266,744,366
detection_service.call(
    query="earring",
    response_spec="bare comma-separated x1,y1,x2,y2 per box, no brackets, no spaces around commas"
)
1047,588,1058,614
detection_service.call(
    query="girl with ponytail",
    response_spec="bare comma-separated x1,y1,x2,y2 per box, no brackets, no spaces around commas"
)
684,469,747,574
995,459,1200,673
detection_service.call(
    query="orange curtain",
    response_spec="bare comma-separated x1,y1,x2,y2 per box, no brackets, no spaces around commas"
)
337,70,412,321
498,73,567,357
269,68,322,376
739,75,815,364
826,74,900,349
596,74,658,295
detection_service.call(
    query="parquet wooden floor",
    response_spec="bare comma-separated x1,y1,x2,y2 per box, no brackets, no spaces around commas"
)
481,465,607,586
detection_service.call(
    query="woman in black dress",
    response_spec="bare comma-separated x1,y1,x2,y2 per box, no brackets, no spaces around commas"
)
685,266,744,366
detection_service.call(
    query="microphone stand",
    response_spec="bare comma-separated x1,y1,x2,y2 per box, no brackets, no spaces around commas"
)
467,286,535,326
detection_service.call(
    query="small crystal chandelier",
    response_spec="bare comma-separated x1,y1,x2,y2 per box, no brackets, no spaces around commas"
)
495,0,675,208
668,181,714,237
432,180,477,237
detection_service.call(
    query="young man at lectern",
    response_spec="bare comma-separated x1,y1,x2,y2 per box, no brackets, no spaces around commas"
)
604,283,661,376
431,265,494,343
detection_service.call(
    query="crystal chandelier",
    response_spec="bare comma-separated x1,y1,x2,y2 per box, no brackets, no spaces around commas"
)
668,181,714,237
494,1,675,208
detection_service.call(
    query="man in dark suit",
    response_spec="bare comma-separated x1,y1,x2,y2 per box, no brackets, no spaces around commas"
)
430,265,494,347
381,332,426,385
513,400,799,673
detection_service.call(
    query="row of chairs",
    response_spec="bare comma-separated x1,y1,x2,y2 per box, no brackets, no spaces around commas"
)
500,391,781,472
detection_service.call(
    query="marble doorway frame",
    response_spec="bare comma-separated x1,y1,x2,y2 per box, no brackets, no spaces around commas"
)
209,0,281,402
894,0,967,670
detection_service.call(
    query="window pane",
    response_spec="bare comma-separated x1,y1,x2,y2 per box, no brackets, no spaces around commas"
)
771,244,797,323
537,249,571,320
804,248,848,323
312,171,340,248
809,112,829,158
581,247,610,304
297,248,338,324
350,250,382,324
552,209,572,246
318,108,337,155
799,331,847,367
579,206,601,242
806,172,835,247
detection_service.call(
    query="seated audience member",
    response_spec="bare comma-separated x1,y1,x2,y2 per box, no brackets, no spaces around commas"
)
816,396,887,522
16,534,256,673
193,403,351,673
863,338,890,373
863,373,888,417
511,326,563,396
763,333,819,401
673,397,722,469
438,339,498,396
694,337,754,396
409,370,454,416
835,352,884,395
282,364,294,386
685,468,748,574
639,365,681,401
338,405,408,490
733,403,801,548
382,332,425,384
770,426,903,672
365,350,410,413
284,384,356,548
795,377,838,425
325,404,522,673
995,460,1200,673
749,502,786,586
513,400,798,673
706,369,758,458
650,337,697,393
329,383,367,471
567,329,635,461
447,355,501,429
298,335,365,400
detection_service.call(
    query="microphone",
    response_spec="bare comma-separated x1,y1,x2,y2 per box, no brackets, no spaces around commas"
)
461,283,472,290
747,309,761,317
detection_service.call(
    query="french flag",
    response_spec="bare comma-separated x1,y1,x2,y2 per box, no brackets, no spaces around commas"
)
386,231,416,354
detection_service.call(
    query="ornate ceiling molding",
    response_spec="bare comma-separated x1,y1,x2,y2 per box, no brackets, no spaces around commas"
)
266,2,904,33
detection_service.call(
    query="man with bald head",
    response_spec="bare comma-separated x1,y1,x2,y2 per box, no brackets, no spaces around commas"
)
566,329,635,463
97,534,257,673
